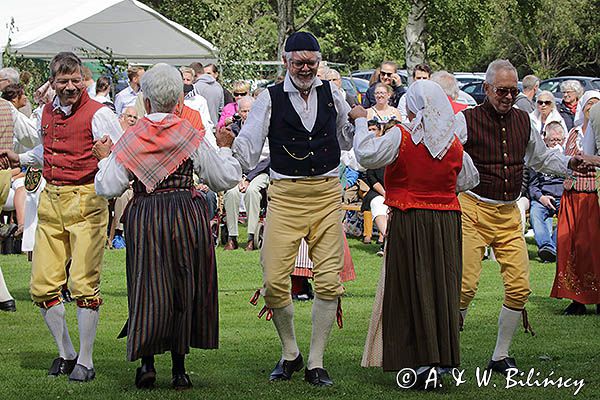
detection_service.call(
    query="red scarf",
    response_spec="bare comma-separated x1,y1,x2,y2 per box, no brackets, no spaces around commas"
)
113,114,204,192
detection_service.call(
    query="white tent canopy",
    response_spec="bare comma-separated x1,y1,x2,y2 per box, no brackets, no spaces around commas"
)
0,0,218,66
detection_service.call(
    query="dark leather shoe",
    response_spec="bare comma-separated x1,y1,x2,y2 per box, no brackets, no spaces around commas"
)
135,364,156,389
68,364,96,382
564,301,587,315
487,357,518,376
538,247,556,263
413,368,443,391
0,299,16,312
245,240,255,251
269,353,304,381
304,367,333,387
48,357,77,376
223,238,239,250
172,373,193,390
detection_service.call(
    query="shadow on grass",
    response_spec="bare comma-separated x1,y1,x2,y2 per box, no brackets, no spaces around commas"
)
20,351,55,371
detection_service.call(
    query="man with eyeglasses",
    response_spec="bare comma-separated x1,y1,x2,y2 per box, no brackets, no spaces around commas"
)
0,52,122,382
231,31,367,387
362,61,405,108
458,59,593,377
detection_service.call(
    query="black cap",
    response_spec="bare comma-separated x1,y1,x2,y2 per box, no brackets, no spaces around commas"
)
284,32,320,52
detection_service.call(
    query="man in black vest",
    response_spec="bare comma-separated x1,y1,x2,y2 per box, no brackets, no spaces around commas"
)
230,32,367,387
458,59,591,376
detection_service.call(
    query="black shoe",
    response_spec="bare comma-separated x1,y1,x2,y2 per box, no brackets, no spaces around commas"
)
563,301,587,315
413,368,443,391
269,353,304,381
68,364,95,382
135,364,156,389
596,304,600,315
538,247,556,263
61,288,73,303
48,357,77,376
172,373,193,390
487,357,518,376
305,367,333,387
0,299,16,312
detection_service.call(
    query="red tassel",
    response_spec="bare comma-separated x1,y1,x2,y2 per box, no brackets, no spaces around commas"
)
249,289,261,306
522,309,535,337
258,305,270,319
336,298,343,329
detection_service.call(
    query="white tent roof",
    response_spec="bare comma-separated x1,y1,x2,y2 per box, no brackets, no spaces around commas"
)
0,0,218,65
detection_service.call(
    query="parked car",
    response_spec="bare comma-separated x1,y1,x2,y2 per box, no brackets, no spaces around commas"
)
461,81,486,104
454,72,485,88
539,76,600,100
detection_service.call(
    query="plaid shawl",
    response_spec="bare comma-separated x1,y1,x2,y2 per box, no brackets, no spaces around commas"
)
0,99,14,152
113,114,204,192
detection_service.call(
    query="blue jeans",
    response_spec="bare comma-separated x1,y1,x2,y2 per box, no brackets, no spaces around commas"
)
530,198,560,252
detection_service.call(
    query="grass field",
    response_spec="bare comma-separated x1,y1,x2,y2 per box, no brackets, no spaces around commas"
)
1,231,599,400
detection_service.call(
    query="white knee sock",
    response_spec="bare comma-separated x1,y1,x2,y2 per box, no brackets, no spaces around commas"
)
0,267,13,302
41,303,77,360
76,307,99,369
307,297,338,370
272,303,299,361
492,306,521,361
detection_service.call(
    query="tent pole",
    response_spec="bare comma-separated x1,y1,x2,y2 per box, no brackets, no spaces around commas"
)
64,28,112,58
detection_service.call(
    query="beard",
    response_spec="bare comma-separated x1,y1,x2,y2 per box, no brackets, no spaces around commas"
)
290,72,316,91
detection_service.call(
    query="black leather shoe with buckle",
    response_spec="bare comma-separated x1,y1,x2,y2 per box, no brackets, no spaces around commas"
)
68,364,96,382
0,299,16,312
269,353,304,381
172,373,193,390
487,357,518,376
48,357,77,376
304,367,333,387
135,364,156,389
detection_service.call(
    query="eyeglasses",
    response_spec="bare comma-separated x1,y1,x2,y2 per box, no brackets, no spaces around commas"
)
233,92,248,97
380,71,393,77
491,85,519,98
537,100,553,106
290,59,318,69
55,78,83,86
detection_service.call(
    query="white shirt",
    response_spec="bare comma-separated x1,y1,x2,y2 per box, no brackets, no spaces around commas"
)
353,122,480,192
114,85,140,115
8,102,39,153
95,113,242,199
92,94,112,104
232,73,355,179
19,96,123,167
184,95,215,143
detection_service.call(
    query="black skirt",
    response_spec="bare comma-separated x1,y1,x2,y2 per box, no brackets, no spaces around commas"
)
382,208,461,370
123,172,218,361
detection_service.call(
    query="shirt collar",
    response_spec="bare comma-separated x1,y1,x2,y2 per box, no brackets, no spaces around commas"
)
52,95,73,116
482,97,514,119
283,72,323,93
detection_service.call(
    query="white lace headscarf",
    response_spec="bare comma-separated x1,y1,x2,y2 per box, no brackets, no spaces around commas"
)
405,80,466,159
574,90,600,128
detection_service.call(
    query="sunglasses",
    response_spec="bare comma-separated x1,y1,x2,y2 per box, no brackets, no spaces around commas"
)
491,85,519,98
233,92,248,97
537,100,553,106
380,71,393,77
290,60,318,69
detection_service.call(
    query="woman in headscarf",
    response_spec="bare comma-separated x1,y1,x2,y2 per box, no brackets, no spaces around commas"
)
551,90,600,315
357,80,479,389
94,63,241,390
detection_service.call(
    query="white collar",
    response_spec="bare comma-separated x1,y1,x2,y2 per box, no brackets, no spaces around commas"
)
283,73,323,94
51,95,73,116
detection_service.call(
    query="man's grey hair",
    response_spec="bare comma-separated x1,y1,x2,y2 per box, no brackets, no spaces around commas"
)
237,95,255,108
545,121,565,138
430,71,459,100
560,80,584,98
324,69,341,80
0,68,19,84
140,63,183,113
485,59,518,84
282,51,322,65
522,75,539,91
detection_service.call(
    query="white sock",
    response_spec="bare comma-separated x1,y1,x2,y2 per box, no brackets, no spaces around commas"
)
492,306,521,361
307,297,338,370
76,307,99,369
41,303,77,360
0,267,13,302
271,303,299,361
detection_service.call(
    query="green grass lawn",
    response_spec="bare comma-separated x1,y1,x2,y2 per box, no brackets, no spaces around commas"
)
1,231,599,400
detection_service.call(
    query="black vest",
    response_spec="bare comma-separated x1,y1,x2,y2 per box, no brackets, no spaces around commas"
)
268,81,339,176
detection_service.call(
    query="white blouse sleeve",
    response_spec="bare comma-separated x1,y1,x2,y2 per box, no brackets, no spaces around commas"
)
353,119,402,169
456,151,480,192
94,153,132,198
192,140,242,192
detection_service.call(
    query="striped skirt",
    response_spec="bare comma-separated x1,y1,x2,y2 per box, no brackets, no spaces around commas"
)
123,190,218,361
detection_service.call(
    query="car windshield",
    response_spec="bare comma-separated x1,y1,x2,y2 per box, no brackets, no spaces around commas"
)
539,80,561,93
352,78,370,93
463,83,480,94
591,79,600,90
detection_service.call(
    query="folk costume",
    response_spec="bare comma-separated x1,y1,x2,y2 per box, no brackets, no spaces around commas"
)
95,112,241,386
551,91,600,311
459,89,572,373
232,32,357,386
18,86,122,381
359,81,479,377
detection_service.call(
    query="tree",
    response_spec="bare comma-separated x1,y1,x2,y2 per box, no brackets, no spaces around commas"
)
404,0,428,80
